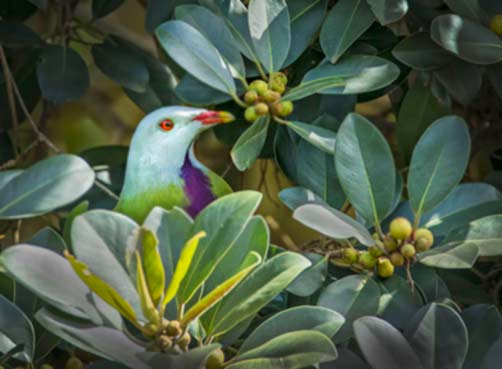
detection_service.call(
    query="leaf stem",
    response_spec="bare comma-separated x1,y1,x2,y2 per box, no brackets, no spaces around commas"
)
231,93,247,108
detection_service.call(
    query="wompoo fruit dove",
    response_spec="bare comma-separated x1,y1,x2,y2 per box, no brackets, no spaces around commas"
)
377,258,395,278
249,80,268,96
390,217,412,240
414,228,434,252
390,252,405,266
206,348,225,369
359,251,377,269
490,15,502,36
343,248,359,264
244,107,258,122
401,243,416,259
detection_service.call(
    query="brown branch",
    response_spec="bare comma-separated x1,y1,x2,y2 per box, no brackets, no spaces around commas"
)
0,46,61,154
0,139,42,170
0,47,19,157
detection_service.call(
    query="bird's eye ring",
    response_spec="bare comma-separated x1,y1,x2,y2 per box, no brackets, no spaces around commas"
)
159,119,174,131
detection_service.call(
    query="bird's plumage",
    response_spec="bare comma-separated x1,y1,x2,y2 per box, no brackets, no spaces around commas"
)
115,106,232,222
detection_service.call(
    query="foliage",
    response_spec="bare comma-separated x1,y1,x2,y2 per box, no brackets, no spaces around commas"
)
1,0,502,369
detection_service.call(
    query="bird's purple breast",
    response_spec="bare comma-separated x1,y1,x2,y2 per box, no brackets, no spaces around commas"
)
180,154,216,218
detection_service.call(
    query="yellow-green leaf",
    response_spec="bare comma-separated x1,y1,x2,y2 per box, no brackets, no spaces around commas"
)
64,251,138,325
135,251,160,324
163,231,206,309
180,252,261,327
140,228,165,306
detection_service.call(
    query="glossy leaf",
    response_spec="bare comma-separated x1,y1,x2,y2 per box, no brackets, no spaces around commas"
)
92,38,149,93
408,116,470,216
206,252,310,337
287,253,328,297
440,215,502,257
163,231,205,308
431,14,502,65
397,82,450,163
63,201,89,250
284,55,400,101
138,229,164,306
293,203,375,246
228,330,337,369
418,243,479,269
443,0,482,22
405,303,468,369
367,0,408,25
0,155,95,219
248,0,291,72
231,116,270,171
175,5,245,79
156,21,236,94
286,120,336,154
320,0,374,63
175,75,233,105
354,316,423,369
37,45,90,104
0,295,34,362
335,113,396,225
318,275,381,342
181,252,261,326
240,306,344,352
392,32,455,71
279,187,327,210
30,227,66,254
434,60,482,105
178,191,262,303
284,0,328,66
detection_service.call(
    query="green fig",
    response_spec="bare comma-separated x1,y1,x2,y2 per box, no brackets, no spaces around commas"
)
359,251,377,269
377,257,395,278
401,243,416,259
390,217,412,240
244,107,258,122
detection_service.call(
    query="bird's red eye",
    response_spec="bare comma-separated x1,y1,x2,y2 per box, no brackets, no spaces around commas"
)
159,119,174,131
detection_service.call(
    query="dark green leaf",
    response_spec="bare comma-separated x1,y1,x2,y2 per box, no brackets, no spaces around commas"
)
248,0,291,72
431,14,502,65
0,21,43,47
367,0,408,25
408,116,470,216
231,116,270,171
397,82,450,163
443,0,482,22
320,0,374,63
286,120,335,154
0,295,34,362
36,45,90,104
318,275,381,343
175,75,233,105
335,113,396,225
92,38,149,92
155,20,236,94
405,303,468,369
284,55,400,101
0,155,95,219
434,60,482,105
287,253,328,297
418,243,479,269
354,316,423,369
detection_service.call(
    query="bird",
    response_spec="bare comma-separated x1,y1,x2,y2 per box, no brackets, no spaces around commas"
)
115,106,235,223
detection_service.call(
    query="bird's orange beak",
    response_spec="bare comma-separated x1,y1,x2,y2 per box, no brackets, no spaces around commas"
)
194,110,235,125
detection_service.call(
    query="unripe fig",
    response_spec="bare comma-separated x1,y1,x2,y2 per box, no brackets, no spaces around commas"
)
343,248,359,264
263,89,281,103
206,348,225,369
143,323,158,337
65,357,84,369
414,228,434,252
244,107,258,122
244,90,259,104
401,243,416,259
390,217,413,240
377,258,395,278
372,232,380,241
390,252,405,266
359,251,376,269
177,332,191,349
249,80,268,96
383,237,398,252
255,102,269,115
271,71,288,85
270,79,286,94
165,320,183,337
369,243,384,257
490,14,502,36
279,100,293,116
156,335,173,350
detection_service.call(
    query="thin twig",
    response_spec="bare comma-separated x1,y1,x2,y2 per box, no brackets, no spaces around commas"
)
0,46,61,154
94,179,120,200
0,139,42,170
0,46,19,157
406,260,415,293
